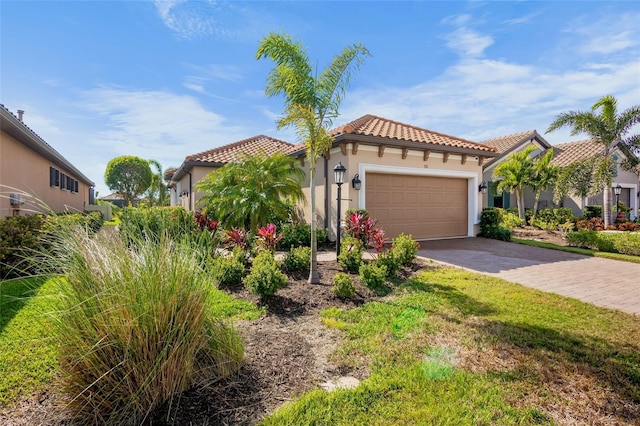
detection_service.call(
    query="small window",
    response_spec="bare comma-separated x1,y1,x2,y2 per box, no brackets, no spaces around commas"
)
60,173,66,190
50,167,60,187
74,180,79,193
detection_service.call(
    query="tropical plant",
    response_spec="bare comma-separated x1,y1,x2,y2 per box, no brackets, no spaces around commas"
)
257,32,370,283
145,159,169,207
223,227,251,251
196,152,305,231
529,148,560,220
255,223,283,251
546,95,640,226
104,155,152,206
492,145,536,220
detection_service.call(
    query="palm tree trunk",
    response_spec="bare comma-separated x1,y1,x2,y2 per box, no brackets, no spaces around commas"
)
603,186,611,228
308,164,320,283
516,189,525,220
531,190,541,221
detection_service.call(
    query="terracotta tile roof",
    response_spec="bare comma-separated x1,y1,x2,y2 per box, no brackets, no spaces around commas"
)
185,135,295,163
480,130,538,154
164,168,177,180
551,139,605,167
329,114,495,153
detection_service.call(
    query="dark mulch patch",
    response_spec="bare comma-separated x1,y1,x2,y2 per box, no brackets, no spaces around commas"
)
0,258,428,426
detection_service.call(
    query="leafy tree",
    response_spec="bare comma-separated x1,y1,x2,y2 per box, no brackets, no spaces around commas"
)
553,156,600,206
493,145,536,220
529,148,559,220
546,95,640,226
195,152,305,231
145,159,169,207
257,32,370,283
104,156,152,206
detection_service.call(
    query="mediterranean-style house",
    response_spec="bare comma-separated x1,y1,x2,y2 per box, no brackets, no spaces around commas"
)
167,135,297,210
0,105,95,217
170,114,497,241
480,130,639,220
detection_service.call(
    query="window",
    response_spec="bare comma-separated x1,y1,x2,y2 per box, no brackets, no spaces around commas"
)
49,167,60,187
60,173,66,190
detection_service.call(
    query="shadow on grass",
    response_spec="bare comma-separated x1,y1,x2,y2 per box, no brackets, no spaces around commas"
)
0,276,47,334
474,319,640,405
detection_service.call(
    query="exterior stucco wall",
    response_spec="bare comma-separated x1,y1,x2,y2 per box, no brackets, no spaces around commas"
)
298,141,486,240
171,165,220,211
1,130,90,216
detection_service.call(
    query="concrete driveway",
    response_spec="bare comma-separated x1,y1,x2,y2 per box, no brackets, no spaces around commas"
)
418,238,640,316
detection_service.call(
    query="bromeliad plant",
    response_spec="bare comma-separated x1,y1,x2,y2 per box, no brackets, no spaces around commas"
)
256,223,282,251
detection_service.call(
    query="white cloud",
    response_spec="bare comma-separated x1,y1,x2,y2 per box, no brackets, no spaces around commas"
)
502,12,540,26
564,12,640,55
441,14,493,58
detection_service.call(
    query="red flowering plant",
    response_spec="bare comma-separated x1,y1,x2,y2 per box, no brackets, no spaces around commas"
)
344,212,387,257
194,210,219,233
369,228,386,254
255,223,282,251
224,227,250,251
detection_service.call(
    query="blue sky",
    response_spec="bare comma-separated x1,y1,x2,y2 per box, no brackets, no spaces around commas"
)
2,1,639,196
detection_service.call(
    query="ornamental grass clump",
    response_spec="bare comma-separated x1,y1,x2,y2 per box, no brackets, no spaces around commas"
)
45,228,243,425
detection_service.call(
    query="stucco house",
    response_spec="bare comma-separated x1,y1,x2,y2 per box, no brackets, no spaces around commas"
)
0,105,94,217
292,115,497,240
167,135,296,210
480,129,639,220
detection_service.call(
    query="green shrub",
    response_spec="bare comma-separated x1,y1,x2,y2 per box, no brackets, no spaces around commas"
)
46,229,243,424
532,208,576,230
244,250,288,299
596,233,617,253
566,230,600,249
583,205,602,220
338,236,364,273
0,214,46,278
391,233,419,266
359,262,388,290
500,210,525,229
613,233,640,256
345,208,369,219
480,208,512,241
376,251,400,278
332,272,356,299
119,206,197,244
276,223,328,249
210,249,246,287
282,246,311,273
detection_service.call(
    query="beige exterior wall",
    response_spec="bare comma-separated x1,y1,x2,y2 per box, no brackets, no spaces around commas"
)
1,131,90,216
170,165,220,211
298,142,486,240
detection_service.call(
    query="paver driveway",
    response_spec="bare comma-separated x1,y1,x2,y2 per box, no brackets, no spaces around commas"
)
418,238,640,316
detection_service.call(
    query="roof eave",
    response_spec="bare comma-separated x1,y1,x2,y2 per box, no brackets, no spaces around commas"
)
1,108,95,186
170,160,225,183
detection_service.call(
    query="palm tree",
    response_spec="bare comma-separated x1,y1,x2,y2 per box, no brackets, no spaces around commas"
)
146,159,169,207
529,148,559,220
257,32,370,283
493,145,536,220
546,95,640,226
195,152,305,231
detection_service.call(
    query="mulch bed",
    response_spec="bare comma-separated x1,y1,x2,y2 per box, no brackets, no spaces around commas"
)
0,258,426,426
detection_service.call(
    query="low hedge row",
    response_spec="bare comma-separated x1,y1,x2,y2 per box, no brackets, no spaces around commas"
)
566,231,640,256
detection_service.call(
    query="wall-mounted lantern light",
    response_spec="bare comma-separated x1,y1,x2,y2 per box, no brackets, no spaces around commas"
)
352,173,361,190
478,181,488,193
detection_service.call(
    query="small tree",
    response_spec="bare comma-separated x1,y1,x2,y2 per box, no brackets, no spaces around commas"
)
529,148,559,220
547,95,640,226
104,156,152,206
493,145,536,220
257,32,370,283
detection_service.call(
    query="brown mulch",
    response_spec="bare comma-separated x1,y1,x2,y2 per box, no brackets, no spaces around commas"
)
0,258,424,426
511,226,569,246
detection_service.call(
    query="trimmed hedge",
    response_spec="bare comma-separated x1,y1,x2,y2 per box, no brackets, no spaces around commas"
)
566,231,640,256
480,208,512,241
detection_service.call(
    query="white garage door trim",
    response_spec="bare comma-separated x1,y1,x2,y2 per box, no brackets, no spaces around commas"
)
358,163,481,237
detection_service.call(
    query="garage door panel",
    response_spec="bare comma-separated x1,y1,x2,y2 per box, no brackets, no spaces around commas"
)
365,173,468,240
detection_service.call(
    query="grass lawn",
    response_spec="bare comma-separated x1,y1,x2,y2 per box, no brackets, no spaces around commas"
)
264,268,640,425
0,276,261,407
513,238,640,264
2,268,639,424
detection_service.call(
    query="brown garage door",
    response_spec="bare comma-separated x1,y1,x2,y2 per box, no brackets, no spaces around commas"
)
365,173,468,240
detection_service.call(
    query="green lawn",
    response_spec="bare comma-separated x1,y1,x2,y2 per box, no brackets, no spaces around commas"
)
513,238,640,264
264,268,640,425
3,269,639,424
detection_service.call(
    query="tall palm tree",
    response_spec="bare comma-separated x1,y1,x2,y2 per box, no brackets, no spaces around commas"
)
195,152,305,231
493,145,536,220
257,32,370,283
146,159,169,207
546,95,640,226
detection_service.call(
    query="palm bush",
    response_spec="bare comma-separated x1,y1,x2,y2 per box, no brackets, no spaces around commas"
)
46,228,243,424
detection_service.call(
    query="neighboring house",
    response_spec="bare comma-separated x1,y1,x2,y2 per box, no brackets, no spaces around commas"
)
98,192,136,208
481,129,639,220
480,130,552,209
168,135,296,210
291,114,497,241
0,105,94,217
546,139,639,219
